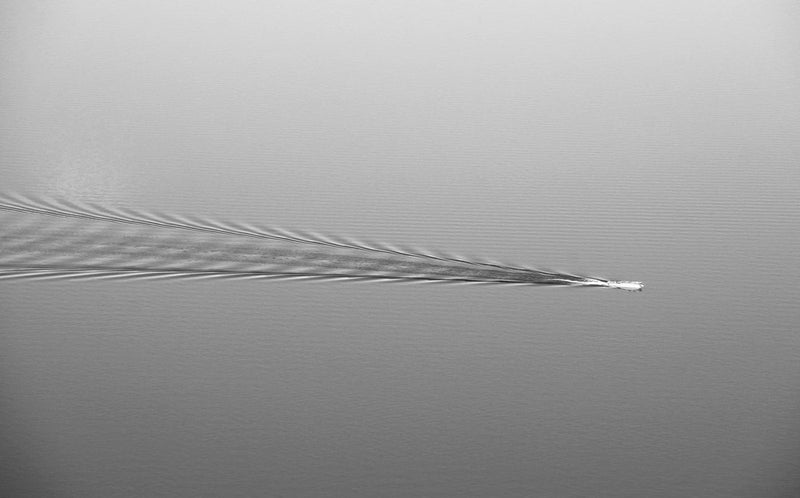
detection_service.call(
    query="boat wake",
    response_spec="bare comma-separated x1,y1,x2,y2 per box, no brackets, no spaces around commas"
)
0,195,642,291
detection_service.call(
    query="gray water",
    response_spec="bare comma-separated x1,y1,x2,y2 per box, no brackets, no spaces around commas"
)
1,2,799,497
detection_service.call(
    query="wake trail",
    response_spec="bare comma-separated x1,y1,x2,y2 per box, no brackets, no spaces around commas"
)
0,195,643,291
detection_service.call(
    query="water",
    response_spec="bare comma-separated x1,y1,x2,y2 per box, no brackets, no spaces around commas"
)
0,197,642,290
1,2,799,497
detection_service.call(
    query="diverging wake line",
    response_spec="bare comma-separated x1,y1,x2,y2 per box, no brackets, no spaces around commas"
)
0,196,643,291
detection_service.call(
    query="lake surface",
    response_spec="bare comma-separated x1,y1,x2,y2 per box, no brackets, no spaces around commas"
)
1,2,799,497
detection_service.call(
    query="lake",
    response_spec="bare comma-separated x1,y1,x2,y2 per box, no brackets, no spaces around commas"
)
1,2,799,496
